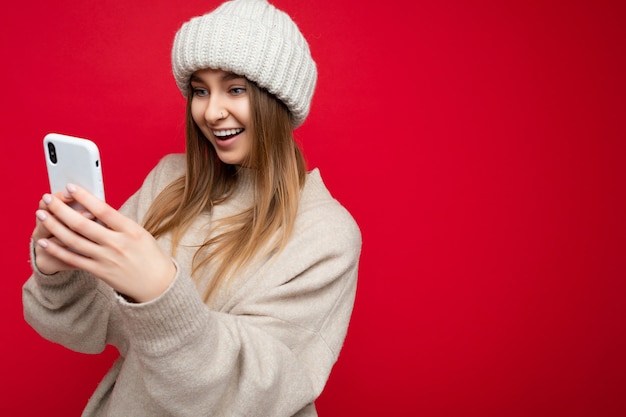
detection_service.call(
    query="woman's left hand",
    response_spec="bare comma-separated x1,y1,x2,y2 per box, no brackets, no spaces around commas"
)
35,184,176,303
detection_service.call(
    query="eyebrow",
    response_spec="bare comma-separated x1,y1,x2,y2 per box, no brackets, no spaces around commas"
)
190,72,246,83
222,73,245,82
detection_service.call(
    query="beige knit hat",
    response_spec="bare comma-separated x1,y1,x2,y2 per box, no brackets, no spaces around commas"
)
172,0,317,127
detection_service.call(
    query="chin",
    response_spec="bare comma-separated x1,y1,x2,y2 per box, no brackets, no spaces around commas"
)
217,156,245,166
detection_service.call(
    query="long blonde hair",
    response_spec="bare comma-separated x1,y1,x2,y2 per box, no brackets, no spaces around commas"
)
142,79,307,301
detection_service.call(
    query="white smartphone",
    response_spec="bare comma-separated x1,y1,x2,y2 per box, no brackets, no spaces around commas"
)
44,133,106,208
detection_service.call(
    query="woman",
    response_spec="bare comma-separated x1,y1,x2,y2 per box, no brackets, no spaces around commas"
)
23,0,361,415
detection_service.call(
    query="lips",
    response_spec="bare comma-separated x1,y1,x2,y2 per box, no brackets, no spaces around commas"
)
213,128,244,141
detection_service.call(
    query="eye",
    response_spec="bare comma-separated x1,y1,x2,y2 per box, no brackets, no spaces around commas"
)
230,87,246,96
192,87,208,97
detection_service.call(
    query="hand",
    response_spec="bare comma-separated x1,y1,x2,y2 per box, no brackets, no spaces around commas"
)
34,184,176,303
32,191,82,275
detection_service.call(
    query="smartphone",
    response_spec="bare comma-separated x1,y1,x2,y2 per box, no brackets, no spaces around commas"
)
44,133,106,208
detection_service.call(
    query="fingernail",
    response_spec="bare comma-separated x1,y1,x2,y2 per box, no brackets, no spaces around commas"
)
42,194,52,204
36,210,47,221
66,184,77,193
81,211,95,220
37,239,49,248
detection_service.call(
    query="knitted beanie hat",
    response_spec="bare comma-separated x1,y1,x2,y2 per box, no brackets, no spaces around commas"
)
172,0,317,128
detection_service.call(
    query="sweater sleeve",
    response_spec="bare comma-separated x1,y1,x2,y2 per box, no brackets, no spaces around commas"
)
21,155,183,356
111,200,361,416
22,246,122,354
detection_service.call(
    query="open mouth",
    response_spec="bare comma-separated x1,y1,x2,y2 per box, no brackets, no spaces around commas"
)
213,128,244,141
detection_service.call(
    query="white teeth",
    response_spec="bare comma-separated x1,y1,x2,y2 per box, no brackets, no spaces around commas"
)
213,128,243,137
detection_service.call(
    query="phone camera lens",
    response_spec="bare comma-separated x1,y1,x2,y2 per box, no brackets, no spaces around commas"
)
48,142,57,164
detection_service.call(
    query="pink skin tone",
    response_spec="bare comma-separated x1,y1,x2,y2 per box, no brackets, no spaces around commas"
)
190,68,252,166
33,184,176,303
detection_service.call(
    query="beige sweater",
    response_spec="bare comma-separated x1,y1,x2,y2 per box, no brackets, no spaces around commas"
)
23,154,361,416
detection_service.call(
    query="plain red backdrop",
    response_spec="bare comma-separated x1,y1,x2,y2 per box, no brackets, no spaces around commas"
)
2,0,625,415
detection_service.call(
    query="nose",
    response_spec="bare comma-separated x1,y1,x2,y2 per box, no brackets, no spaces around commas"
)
204,94,228,124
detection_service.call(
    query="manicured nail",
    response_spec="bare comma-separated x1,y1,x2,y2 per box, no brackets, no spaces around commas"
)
36,210,48,221
66,184,77,193
37,239,49,248
42,194,52,204
81,211,95,220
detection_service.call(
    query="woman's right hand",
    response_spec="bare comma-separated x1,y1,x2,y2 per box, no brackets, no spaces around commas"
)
32,191,87,275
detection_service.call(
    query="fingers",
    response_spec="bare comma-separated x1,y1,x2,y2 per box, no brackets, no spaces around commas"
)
38,191,73,210
33,237,77,275
33,184,176,302
33,206,95,243
36,186,137,258
33,197,81,275
63,184,129,231
35,204,101,256
32,190,107,274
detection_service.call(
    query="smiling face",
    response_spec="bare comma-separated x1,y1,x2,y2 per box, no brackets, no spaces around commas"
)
190,68,252,166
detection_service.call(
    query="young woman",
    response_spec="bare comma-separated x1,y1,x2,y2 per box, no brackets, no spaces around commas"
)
23,0,361,415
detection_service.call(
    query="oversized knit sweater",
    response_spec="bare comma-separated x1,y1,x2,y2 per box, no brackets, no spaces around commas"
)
23,154,361,416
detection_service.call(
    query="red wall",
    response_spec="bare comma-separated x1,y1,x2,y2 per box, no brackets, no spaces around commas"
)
3,0,625,415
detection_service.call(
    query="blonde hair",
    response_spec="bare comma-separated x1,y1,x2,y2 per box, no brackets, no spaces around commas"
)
143,80,306,301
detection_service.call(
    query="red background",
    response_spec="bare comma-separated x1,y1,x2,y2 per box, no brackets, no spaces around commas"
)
2,0,625,415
